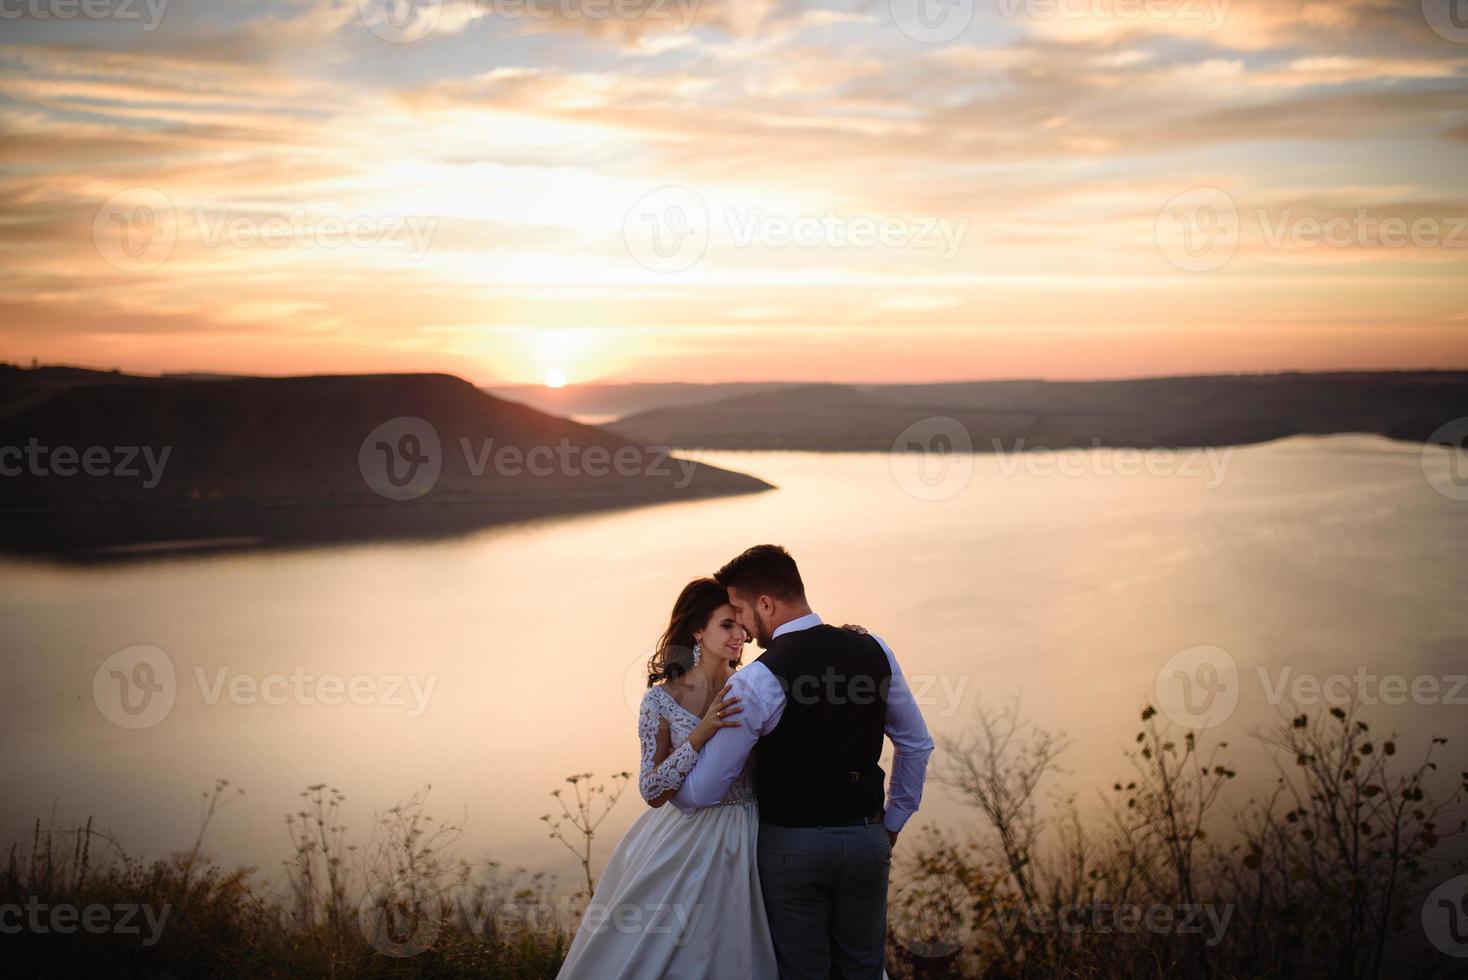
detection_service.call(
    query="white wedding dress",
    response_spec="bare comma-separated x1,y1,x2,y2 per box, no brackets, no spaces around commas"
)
556,684,779,980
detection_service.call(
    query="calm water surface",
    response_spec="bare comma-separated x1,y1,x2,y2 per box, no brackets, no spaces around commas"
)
3,435,1466,888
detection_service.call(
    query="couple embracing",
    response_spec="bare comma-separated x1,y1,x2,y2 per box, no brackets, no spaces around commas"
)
558,545,935,980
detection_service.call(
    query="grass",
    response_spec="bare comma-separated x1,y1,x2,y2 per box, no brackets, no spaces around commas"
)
4,704,1465,978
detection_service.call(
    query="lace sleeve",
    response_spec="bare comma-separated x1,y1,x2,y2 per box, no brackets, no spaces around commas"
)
638,689,699,803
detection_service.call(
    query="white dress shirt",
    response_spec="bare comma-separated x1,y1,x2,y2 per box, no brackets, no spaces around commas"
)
670,612,935,832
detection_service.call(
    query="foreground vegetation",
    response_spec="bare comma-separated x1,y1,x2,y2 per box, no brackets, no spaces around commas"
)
887,703,1468,979
4,705,1465,979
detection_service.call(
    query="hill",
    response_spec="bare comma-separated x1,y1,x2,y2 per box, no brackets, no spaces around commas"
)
0,366,771,556
606,371,1468,451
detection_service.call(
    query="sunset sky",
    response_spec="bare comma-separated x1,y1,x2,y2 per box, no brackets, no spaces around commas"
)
2,0,1466,385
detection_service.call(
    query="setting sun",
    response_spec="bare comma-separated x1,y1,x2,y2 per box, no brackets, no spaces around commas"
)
544,369,567,389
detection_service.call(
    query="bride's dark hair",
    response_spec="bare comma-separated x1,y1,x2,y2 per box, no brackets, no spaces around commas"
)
647,577,734,687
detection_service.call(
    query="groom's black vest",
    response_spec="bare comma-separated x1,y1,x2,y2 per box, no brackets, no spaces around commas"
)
754,624,891,826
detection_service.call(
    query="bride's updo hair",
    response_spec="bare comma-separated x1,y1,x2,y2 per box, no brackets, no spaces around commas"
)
647,577,733,687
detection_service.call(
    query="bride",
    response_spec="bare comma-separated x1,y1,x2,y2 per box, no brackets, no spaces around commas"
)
556,577,779,979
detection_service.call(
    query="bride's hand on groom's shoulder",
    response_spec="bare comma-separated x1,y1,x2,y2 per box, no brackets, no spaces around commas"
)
841,623,868,635
690,683,742,751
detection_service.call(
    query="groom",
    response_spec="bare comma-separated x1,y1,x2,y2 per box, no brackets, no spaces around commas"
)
672,544,934,979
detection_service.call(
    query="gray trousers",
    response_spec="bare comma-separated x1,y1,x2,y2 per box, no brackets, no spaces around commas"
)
756,820,891,980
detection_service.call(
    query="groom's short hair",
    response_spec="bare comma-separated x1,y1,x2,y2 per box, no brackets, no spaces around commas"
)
716,544,805,602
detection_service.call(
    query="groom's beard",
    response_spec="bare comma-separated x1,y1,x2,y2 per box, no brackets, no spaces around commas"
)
752,609,774,649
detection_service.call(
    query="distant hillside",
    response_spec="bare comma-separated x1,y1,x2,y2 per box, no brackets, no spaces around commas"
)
0,366,771,555
486,382,800,421
606,372,1468,451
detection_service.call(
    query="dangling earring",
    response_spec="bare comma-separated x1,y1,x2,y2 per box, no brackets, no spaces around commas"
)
691,640,702,667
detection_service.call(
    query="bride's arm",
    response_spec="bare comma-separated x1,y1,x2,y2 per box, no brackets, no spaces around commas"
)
640,716,684,808
638,688,742,808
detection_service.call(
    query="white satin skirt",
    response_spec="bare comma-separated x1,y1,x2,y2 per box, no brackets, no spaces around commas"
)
556,799,778,980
